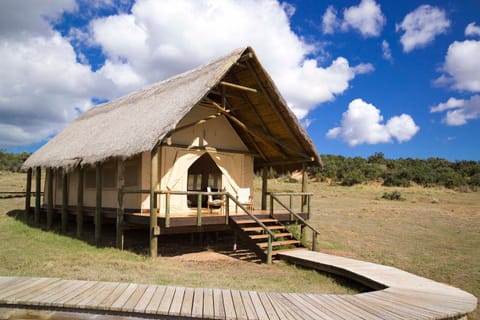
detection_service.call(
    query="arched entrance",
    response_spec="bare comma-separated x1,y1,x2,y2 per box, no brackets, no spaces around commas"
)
187,153,222,207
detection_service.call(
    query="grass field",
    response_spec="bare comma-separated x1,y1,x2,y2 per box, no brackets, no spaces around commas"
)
1,170,479,318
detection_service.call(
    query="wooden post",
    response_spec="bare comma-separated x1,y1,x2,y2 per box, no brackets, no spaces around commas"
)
76,166,84,238
34,167,41,224
224,196,229,225
261,166,268,211
116,159,125,250
267,234,273,264
312,231,317,252
150,148,159,258
165,191,170,228
301,164,308,213
95,163,102,246
25,168,32,219
197,193,202,226
46,168,53,230
61,169,68,233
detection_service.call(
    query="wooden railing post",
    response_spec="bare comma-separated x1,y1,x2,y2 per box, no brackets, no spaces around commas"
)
261,166,268,210
34,167,41,225
267,234,273,264
307,194,311,220
25,168,32,219
46,168,53,230
150,149,159,258
312,231,317,252
289,194,293,222
165,191,170,228
197,193,202,226
95,163,102,246
61,169,68,233
224,195,229,225
116,159,125,250
76,166,83,238
269,194,274,218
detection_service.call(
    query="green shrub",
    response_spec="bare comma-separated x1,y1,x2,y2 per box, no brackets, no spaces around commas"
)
382,190,404,201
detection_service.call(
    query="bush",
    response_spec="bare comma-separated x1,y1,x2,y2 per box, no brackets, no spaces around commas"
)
382,190,404,201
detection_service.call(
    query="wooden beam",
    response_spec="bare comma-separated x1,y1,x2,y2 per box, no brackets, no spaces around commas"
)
261,166,268,211
46,168,53,230
34,167,41,225
150,148,159,258
301,163,308,213
61,169,68,233
219,81,257,93
95,163,102,246
116,159,125,250
25,168,32,219
76,166,84,238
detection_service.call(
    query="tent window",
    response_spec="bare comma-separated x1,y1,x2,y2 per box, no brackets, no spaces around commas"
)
102,166,116,188
125,160,140,187
85,168,96,189
188,174,202,191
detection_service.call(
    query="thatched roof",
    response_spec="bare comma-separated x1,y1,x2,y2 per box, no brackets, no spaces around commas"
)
23,47,321,170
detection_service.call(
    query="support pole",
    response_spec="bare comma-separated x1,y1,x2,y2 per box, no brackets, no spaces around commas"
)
34,167,41,224
46,168,53,230
261,166,268,211
116,159,125,250
25,168,32,219
61,169,68,233
76,166,84,238
95,163,102,246
150,148,159,258
267,235,273,264
301,163,308,213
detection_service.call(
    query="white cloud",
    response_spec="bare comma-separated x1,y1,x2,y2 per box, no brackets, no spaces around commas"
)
465,22,480,37
88,0,372,118
341,0,386,37
382,40,393,62
436,40,480,92
431,95,480,126
396,5,450,52
326,98,419,146
322,6,339,35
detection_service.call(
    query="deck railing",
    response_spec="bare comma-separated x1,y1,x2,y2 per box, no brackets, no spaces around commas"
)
269,192,320,251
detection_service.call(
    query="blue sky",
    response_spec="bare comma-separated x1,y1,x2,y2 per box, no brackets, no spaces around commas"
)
0,0,479,161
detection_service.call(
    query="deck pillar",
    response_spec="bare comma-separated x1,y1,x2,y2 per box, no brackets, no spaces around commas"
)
150,148,159,258
261,165,268,211
95,163,102,246
301,163,308,213
61,169,68,233
46,168,53,230
34,167,41,224
76,166,84,238
24,168,32,219
116,159,125,250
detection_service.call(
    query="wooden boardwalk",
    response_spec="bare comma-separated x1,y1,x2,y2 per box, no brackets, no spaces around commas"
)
0,250,477,319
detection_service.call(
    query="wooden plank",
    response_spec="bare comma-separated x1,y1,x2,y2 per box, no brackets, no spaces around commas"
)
121,284,148,312
29,280,85,306
231,290,247,320
248,291,269,320
257,291,280,320
46,281,97,307
283,293,334,320
8,279,64,302
0,278,53,301
134,284,157,312
316,294,385,320
81,282,119,310
222,290,237,320
97,282,130,310
157,286,175,315
62,282,105,308
240,290,257,320
191,287,204,318
203,288,214,319
168,286,185,316
144,285,166,314
75,282,112,309
213,288,226,320
266,292,301,320
180,287,194,317
110,283,138,311
24,168,32,217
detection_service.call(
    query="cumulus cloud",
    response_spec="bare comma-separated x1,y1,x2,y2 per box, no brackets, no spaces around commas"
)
382,40,393,62
322,0,385,37
436,40,480,92
396,5,450,52
431,95,480,126
326,99,419,146
341,0,386,37
465,22,480,37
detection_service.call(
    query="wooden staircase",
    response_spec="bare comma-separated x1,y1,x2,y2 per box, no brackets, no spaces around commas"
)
229,215,306,262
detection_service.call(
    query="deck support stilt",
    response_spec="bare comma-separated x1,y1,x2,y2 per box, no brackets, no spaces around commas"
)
46,168,53,230
34,167,41,224
150,148,159,258
76,166,83,238
116,159,125,250
95,163,102,246
25,168,32,219
301,163,307,213
61,169,68,233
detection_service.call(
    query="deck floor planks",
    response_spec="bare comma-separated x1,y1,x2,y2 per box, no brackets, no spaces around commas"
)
6,279,63,304
222,289,237,320
266,292,303,320
180,287,194,317
192,287,204,318
157,285,175,315
202,288,214,319
121,283,148,312
299,294,354,320
0,277,46,301
248,291,269,320
314,294,385,320
110,282,138,311
133,284,157,313
285,292,340,320
39,280,92,307
240,290,257,320
231,290,248,320
1,278,59,302
341,295,409,320
144,285,167,314
82,281,120,310
61,281,104,308
213,288,226,320
168,286,185,316
74,282,112,309
256,291,280,320
97,282,130,310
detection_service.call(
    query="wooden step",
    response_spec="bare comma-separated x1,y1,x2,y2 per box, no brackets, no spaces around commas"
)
257,240,301,248
242,226,285,232
233,218,278,224
271,247,308,256
249,232,292,240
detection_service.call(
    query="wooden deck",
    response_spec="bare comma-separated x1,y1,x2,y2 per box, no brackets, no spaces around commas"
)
0,250,476,319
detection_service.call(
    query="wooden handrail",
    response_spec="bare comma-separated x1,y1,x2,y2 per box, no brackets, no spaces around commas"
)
270,193,320,251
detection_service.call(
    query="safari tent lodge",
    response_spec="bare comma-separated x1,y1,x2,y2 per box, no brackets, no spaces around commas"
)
23,47,321,262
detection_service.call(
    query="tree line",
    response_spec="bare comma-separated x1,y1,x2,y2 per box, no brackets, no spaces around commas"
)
307,152,480,190
0,150,31,172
